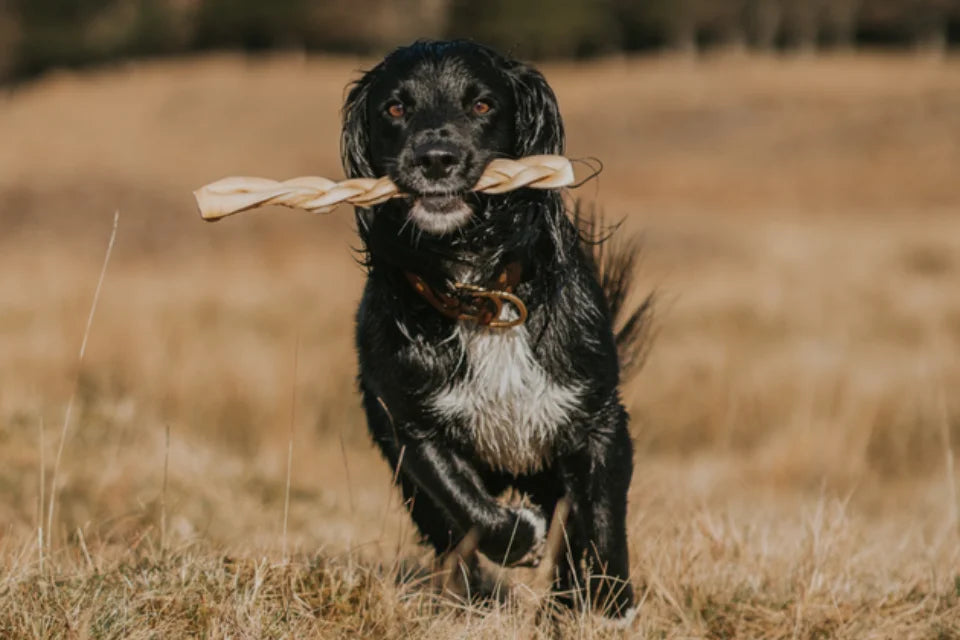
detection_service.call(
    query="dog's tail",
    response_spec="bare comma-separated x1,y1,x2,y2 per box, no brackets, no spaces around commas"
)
576,207,655,380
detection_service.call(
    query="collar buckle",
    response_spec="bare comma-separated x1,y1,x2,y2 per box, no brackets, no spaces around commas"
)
405,262,527,328
452,283,527,328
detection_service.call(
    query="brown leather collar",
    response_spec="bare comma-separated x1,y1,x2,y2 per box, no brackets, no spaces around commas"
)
404,261,527,328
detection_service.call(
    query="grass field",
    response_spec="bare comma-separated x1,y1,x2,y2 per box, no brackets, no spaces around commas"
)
1,52,959,638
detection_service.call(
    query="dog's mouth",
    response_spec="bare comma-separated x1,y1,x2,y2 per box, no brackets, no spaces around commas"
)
407,193,473,235
416,193,465,212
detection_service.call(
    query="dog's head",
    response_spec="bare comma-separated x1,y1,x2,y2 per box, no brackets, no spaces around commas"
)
341,41,564,235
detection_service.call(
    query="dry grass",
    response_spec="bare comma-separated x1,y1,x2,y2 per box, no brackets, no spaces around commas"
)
1,52,959,638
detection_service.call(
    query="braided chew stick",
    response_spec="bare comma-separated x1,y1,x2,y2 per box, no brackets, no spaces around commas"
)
194,155,574,221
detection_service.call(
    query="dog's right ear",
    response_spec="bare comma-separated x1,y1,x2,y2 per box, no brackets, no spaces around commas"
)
507,63,565,157
340,72,375,179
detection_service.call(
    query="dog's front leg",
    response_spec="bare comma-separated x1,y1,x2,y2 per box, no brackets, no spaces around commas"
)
394,438,547,565
556,405,636,621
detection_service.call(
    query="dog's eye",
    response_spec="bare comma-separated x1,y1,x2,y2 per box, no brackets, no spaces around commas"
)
386,102,405,118
473,100,492,115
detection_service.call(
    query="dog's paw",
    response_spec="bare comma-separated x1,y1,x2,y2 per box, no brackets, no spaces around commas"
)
505,507,547,567
595,605,638,631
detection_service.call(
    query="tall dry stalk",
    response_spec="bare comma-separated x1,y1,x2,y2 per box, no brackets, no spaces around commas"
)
160,423,170,556
46,211,119,550
938,383,958,538
37,416,45,573
339,433,356,519
282,335,300,563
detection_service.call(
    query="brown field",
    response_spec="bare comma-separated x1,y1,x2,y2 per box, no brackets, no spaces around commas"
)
1,52,960,638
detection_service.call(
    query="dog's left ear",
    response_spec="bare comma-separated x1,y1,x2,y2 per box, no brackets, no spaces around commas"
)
340,71,376,179
509,64,565,157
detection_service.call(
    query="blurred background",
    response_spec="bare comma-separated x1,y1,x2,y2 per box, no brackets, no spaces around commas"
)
3,0,960,83
1,2,959,635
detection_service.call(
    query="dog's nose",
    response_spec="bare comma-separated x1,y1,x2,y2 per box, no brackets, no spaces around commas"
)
413,142,461,181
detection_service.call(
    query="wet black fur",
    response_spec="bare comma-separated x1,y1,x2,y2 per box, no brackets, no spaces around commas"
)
341,40,650,618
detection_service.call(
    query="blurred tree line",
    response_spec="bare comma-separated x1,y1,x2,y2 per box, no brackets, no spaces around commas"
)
1,0,959,82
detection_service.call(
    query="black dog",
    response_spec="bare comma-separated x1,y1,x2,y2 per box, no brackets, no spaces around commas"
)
341,40,649,622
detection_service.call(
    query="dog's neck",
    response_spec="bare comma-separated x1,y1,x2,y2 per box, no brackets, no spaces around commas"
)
358,193,565,290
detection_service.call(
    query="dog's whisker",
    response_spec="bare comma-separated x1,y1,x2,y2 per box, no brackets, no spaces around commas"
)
398,213,414,237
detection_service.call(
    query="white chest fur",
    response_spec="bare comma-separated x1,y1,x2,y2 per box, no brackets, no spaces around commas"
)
428,323,582,474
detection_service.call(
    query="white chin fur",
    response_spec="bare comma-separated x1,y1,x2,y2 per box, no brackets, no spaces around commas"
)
409,200,473,235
